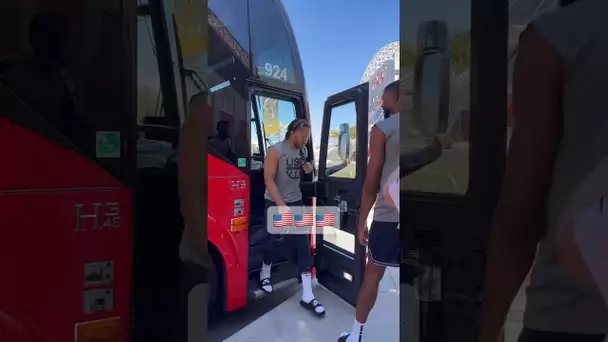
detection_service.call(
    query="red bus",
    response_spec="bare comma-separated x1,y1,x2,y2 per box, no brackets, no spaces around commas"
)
0,0,369,341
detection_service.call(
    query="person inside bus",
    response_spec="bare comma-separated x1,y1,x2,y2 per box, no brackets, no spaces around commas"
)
208,120,235,158
0,13,89,152
478,0,608,341
259,118,326,317
338,81,400,342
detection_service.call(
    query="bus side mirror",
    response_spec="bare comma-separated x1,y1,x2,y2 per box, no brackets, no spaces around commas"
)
413,20,451,137
337,123,350,162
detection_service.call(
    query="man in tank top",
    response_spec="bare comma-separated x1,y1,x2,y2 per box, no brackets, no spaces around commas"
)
259,118,327,317
478,0,608,341
338,80,400,342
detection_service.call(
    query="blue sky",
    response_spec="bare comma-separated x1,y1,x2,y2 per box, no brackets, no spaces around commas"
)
281,0,399,143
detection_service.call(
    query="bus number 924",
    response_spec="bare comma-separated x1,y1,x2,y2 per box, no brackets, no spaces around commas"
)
264,63,288,82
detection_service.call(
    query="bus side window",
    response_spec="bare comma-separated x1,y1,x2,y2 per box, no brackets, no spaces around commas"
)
137,10,165,126
400,5,470,195
324,102,357,180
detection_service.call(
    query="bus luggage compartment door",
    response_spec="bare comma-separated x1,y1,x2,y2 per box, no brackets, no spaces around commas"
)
0,119,132,342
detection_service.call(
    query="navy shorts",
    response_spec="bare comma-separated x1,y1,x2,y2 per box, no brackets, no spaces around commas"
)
367,220,400,267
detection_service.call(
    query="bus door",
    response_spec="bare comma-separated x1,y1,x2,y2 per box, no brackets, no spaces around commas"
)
0,1,137,341
315,83,369,306
401,0,508,341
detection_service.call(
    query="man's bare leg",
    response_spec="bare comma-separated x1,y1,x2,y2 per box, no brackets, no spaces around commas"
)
338,261,386,341
356,262,386,322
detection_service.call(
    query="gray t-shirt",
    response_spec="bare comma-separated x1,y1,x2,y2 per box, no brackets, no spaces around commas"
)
373,113,400,223
264,140,307,204
523,0,608,334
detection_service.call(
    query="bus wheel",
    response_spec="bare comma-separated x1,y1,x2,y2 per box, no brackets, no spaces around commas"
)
208,246,224,314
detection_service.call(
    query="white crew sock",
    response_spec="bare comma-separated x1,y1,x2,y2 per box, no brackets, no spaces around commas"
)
301,272,314,302
260,262,272,293
338,320,364,342
301,272,325,314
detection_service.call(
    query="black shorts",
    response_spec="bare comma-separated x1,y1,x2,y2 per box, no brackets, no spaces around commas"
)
367,220,400,267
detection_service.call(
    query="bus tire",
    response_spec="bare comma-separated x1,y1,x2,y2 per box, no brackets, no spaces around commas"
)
208,244,224,313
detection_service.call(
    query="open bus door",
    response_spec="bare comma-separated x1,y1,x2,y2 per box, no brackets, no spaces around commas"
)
315,83,369,306
401,1,507,341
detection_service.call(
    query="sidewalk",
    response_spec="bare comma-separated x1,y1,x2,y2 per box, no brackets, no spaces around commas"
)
223,267,400,342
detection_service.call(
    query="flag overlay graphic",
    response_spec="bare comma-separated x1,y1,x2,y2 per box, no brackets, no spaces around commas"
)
294,213,315,227
315,213,336,227
272,213,293,227
267,206,340,234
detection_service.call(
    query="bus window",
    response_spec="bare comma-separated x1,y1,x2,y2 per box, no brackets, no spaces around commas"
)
0,1,130,179
137,7,164,126
400,0,471,195
250,0,297,84
205,86,248,165
254,95,297,151
209,0,249,53
165,0,249,168
320,101,359,255
325,102,357,180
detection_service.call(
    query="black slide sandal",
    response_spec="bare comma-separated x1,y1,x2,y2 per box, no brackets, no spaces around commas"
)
259,278,273,294
300,299,326,317
337,333,362,342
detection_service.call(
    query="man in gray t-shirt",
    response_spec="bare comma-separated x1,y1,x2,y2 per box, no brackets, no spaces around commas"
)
260,118,327,317
339,81,400,342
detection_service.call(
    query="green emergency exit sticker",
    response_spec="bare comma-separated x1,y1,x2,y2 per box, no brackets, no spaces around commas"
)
96,131,121,158
238,158,247,167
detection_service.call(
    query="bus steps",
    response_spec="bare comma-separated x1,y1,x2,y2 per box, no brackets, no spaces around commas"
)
248,262,300,300
250,277,300,300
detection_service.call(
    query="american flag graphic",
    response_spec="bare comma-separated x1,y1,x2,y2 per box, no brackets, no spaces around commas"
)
315,213,336,227
294,213,314,227
272,213,293,227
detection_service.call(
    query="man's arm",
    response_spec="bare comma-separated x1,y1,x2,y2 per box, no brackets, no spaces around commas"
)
477,26,563,342
358,126,386,228
263,147,285,206
178,93,209,254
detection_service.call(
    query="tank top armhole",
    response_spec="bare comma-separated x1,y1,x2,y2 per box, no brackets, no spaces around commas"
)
272,141,284,155
373,121,388,138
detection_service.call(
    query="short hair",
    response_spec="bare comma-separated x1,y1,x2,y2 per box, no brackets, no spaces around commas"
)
384,80,400,98
217,120,229,128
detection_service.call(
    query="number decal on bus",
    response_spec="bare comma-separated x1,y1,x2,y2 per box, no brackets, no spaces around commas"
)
264,63,288,82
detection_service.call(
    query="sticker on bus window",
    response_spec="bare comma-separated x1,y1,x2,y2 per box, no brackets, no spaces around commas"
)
238,158,247,167
96,131,121,158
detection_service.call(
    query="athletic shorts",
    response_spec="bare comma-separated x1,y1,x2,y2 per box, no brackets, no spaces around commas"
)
367,220,400,267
